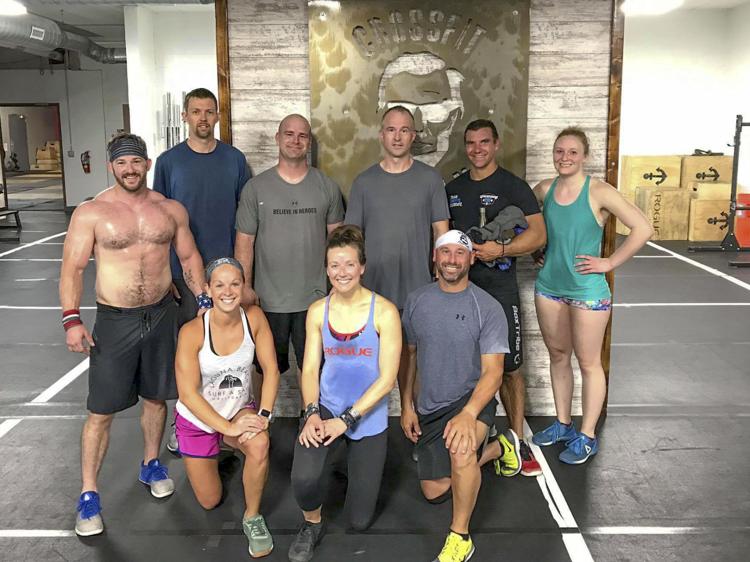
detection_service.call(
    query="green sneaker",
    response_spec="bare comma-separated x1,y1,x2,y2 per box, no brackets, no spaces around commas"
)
243,514,273,558
493,428,521,477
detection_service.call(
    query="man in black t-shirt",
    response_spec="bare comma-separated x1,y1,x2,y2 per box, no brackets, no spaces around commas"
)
445,119,547,478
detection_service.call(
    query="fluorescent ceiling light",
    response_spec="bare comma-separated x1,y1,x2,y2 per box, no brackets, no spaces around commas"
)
622,0,684,16
0,0,27,16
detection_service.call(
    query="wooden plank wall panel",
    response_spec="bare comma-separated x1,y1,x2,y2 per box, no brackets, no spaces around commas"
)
227,0,614,416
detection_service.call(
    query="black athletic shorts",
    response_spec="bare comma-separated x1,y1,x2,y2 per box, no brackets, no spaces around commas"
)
258,310,307,374
415,391,497,481
173,278,198,328
87,293,178,414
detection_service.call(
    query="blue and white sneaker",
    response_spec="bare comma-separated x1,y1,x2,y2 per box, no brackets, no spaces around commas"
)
532,420,577,447
139,459,175,498
559,433,599,465
75,491,104,536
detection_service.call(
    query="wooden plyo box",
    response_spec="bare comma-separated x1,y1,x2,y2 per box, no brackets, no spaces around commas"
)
635,186,690,240
618,156,682,235
620,155,682,198
689,181,732,200
688,199,730,241
680,155,733,188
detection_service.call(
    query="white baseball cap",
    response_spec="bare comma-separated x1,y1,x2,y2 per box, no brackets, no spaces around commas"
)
435,229,473,252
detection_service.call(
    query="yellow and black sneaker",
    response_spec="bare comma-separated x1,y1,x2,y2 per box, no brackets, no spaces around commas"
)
493,428,522,477
433,531,475,562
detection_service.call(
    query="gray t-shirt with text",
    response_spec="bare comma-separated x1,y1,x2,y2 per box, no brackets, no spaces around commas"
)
236,167,344,313
345,160,449,309
402,282,509,415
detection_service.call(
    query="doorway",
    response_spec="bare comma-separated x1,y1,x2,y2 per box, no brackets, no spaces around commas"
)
0,104,66,211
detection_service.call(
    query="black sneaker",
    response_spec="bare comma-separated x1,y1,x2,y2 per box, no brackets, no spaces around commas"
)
288,519,325,562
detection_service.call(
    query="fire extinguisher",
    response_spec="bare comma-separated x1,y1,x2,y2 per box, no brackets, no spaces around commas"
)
81,151,91,174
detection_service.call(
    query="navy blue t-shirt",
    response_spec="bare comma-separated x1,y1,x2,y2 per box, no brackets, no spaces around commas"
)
153,140,251,278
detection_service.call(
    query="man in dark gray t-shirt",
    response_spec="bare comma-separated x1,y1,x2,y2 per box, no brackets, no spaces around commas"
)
346,106,450,310
235,114,344,384
400,230,515,562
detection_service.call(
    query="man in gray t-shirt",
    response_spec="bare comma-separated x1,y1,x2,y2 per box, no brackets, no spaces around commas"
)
399,230,514,562
346,106,450,310
235,114,344,378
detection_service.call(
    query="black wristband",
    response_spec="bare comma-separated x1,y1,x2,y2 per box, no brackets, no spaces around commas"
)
303,402,320,421
339,406,361,429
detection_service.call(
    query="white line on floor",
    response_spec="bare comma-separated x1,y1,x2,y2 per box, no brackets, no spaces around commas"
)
0,415,87,420
0,419,22,439
632,255,675,258
0,360,89,441
584,526,748,535
31,359,89,404
523,419,594,562
615,302,750,307
0,306,95,310
647,241,750,292
0,231,66,258
0,530,76,538
14,278,51,282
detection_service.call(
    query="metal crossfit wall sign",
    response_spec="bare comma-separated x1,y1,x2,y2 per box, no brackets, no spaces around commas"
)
308,0,530,194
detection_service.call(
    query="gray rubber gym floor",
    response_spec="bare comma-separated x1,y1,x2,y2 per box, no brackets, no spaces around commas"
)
1,210,748,561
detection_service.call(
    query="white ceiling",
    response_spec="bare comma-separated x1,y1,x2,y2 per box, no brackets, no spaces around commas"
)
0,0,749,68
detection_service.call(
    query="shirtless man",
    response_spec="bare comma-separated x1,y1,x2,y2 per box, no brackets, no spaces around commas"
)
60,133,207,536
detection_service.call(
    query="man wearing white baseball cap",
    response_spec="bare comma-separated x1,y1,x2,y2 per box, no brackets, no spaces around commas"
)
399,229,513,562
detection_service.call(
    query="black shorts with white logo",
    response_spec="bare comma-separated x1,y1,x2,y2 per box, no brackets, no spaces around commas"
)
87,293,178,414
415,391,497,481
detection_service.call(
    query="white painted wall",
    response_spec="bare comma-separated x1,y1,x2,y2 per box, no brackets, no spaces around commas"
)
622,6,750,191
0,65,128,206
727,2,750,190
124,4,217,181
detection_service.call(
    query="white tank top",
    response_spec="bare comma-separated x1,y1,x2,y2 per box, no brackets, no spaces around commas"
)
175,309,256,433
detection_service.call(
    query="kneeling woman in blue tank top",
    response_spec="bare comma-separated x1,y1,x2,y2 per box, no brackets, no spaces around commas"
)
531,128,653,465
288,225,402,562
175,258,280,558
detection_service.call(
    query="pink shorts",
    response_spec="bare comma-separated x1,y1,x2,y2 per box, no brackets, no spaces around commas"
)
174,402,256,458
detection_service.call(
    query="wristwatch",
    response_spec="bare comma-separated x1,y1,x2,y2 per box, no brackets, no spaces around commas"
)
258,408,273,423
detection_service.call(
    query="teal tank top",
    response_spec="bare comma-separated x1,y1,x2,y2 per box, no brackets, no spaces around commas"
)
535,176,611,301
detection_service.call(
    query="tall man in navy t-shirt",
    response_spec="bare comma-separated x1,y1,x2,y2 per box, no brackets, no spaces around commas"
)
154,87,251,326
445,119,547,478
153,88,251,454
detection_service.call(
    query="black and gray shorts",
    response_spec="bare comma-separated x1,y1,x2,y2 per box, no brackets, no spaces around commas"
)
87,293,178,414
415,391,497,481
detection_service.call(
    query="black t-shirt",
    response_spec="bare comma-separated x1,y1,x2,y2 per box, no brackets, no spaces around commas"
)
445,166,540,299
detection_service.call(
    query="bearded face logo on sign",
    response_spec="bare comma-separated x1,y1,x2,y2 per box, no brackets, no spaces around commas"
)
309,1,530,194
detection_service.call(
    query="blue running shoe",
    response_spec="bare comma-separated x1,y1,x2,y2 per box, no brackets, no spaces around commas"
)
532,420,577,447
559,433,599,465
75,491,103,536
139,459,175,498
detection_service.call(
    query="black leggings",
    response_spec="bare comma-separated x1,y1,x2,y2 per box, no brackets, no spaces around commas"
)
291,408,388,532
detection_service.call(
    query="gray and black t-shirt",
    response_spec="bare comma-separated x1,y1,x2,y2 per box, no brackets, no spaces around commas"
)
236,167,344,313
346,160,449,309
402,282,509,415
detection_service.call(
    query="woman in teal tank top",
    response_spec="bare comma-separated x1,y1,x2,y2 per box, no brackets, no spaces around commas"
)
530,128,653,465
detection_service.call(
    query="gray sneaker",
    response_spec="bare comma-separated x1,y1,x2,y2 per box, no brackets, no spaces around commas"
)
75,491,104,537
243,514,273,558
288,520,325,562
166,426,179,455
139,459,175,498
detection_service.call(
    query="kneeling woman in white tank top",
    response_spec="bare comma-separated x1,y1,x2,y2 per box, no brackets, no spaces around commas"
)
175,257,280,558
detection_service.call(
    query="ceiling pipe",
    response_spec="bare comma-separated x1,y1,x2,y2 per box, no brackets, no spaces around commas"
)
0,11,125,63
